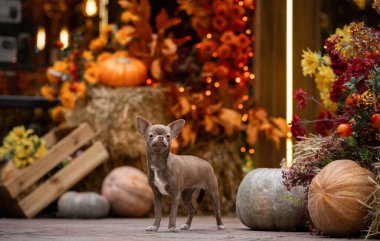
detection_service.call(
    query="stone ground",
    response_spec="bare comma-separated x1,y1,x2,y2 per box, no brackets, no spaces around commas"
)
0,216,365,241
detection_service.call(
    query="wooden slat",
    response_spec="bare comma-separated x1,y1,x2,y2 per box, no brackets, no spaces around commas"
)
41,127,59,148
4,123,94,198
19,141,109,218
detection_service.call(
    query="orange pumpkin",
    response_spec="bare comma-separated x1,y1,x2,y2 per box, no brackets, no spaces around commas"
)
308,160,375,236
98,52,147,87
101,166,153,217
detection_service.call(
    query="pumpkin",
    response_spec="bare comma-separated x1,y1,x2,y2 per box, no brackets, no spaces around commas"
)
308,159,375,236
98,51,147,87
58,191,110,218
101,166,153,217
236,168,306,231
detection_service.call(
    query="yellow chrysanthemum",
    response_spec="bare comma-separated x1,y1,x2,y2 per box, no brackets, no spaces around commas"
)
34,145,47,160
321,55,331,66
315,65,335,91
100,24,116,38
328,25,352,58
84,65,99,84
301,49,320,77
82,51,94,61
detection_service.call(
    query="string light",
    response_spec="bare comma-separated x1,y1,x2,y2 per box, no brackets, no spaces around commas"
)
36,27,46,51
248,52,254,57
206,33,212,39
242,95,249,101
248,148,255,154
146,79,152,85
242,113,248,122
206,77,212,83
243,66,249,71
179,87,185,92
59,26,69,49
205,90,212,96
245,29,251,35
240,147,246,152
238,1,244,6
249,74,255,79
287,132,292,138
84,0,98,17
242,16,248,22
214,82,220,88
238,104,244,110
212,52,218,57
191,105,197,110
235,77,241,83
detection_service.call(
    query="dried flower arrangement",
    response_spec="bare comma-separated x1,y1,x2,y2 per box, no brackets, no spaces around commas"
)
283,1,380,238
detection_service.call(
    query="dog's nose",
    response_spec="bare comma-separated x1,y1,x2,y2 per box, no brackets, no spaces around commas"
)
158,136,164,140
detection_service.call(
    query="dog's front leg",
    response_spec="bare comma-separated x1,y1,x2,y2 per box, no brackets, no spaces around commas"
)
146,188,162,231
168,192,180,232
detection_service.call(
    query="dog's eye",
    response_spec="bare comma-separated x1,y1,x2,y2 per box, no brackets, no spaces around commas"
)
166,135,171,139
148,134,154,138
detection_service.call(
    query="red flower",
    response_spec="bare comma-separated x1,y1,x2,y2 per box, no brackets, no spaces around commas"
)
314,111,334,136
290,114,307,140
294,89,308,109
212,15,227,32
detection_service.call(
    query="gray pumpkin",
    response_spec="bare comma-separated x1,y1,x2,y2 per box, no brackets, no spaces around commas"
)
236,168,306,231
58,191,110,218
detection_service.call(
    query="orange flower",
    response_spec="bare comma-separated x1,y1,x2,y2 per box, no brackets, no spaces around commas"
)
121,11,139,23
53,61,69,73
75,82,87,99
217,44,231,59
212,15,227,32
231,5,245,18
220,31,237,45
89,37,107,51
59,91,75,109
82,51,94,61
50,106,65,123
199,41,217,58
40,85,55,101
60,82,72,94
115,26,135,46
236,34,251,48
84,66,99,84
214,0,233,8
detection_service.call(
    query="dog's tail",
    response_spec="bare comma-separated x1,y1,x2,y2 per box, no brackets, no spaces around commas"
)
197,189,205,203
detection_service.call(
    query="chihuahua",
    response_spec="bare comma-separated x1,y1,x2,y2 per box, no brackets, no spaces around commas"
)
136,116,225,232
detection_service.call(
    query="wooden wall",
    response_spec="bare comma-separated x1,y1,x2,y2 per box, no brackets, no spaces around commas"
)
254,0,321,168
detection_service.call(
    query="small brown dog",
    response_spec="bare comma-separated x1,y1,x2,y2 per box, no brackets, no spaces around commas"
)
136,116,225,232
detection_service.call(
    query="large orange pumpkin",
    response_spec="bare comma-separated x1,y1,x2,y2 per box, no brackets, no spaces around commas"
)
308,160,375,236
101,166,153,217
98,52,147,87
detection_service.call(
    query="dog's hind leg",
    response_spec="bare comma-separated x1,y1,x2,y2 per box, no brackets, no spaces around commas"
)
208,175,225,230
180,189,196,230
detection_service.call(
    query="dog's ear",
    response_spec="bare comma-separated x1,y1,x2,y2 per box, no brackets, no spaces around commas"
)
136,116,151,135
168,119,185,138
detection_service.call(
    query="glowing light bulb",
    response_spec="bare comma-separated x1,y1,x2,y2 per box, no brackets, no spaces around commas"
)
36,27,46,51
248,148,255,154
249,74,255,79
240,147,246,152
179,87,185,92
84,0,98,17
205,90,212,96
146,79,152,85
214,82,220,88
191,105,197,110
235,77,241,83
206,33,212,39
59,26,69,49
238,104,243,110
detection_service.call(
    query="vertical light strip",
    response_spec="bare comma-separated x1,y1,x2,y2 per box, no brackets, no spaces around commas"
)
286,0,293,167
99,0,109,32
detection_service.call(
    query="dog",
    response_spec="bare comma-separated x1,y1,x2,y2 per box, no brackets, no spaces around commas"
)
136,116,225,232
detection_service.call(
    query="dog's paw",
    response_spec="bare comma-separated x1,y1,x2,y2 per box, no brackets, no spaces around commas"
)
217,225,226,230
179,224,190,230
146,225,159,231
168,227,178,232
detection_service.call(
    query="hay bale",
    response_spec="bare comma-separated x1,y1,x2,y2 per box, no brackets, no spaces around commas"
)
67,86,243,214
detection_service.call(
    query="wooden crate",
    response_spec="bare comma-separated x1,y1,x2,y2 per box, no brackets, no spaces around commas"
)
0,123,109,218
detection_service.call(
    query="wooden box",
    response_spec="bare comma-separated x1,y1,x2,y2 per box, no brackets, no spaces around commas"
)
0,123,109,218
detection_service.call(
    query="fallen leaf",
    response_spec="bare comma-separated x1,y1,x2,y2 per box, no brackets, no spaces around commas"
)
246,119,259,145
151,59,162,79
161,38,177,56
171,96,191,118
181,123,197,146
214,108,242,135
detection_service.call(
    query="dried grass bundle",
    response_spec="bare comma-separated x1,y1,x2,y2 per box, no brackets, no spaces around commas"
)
363,165,380,239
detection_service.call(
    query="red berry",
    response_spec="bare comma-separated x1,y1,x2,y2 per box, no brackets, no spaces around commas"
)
371,114,380,128
337,123,352,137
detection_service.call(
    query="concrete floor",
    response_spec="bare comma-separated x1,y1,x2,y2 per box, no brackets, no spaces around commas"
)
0,216,365,241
